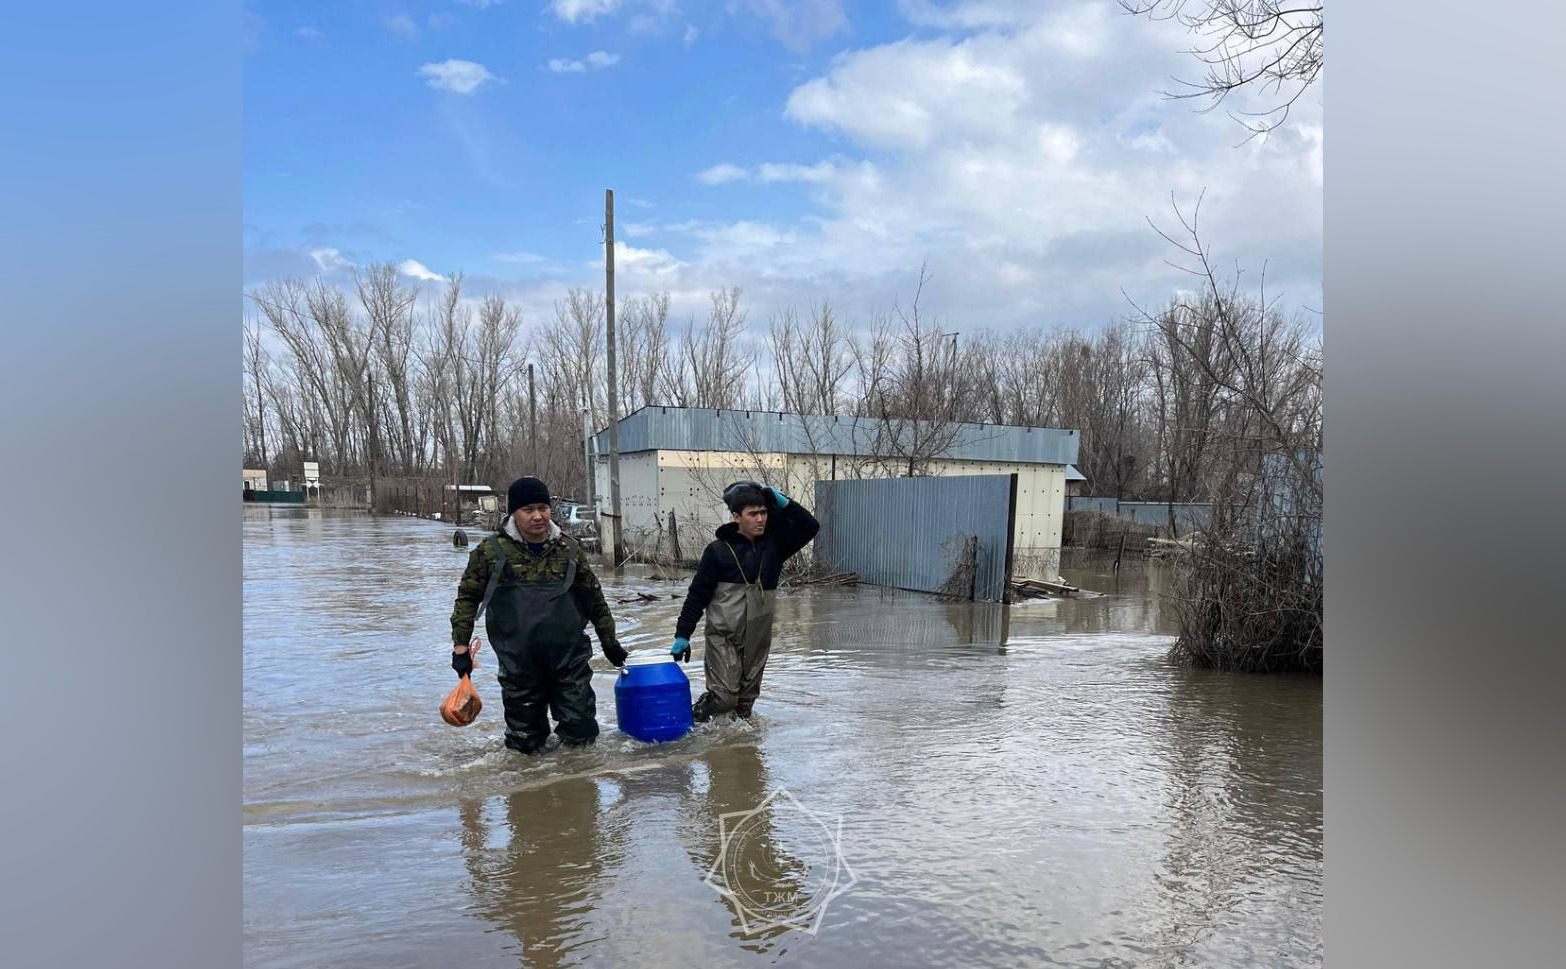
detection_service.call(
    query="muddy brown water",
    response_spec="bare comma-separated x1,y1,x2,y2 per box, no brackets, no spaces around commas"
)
244,508,1321,968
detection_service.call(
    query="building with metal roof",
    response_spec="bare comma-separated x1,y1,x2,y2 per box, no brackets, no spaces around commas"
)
588,406,1081,580
592,405,1079,465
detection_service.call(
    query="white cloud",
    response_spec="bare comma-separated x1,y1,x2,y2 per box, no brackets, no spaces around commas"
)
684,24,699,48
254,3,1320,336
661,218,708,233
550,0,620,23
757,161,836,183
691,220,799,253
613,4,1318,330
696,161,845,185
697,163,749,185
548,50,620,73
735,0,847,51
1120,127,1175,153
899,0,1056,30
387,14,418,37
785,36,1028,151
459,0,505,8
418,59,498,94
398,259,446,282
1297,123,1324,187
596,241,684,279
308,247,354,274
295,26,324,43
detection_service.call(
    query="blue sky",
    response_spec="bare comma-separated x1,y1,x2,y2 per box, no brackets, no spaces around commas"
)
244,0,1322,331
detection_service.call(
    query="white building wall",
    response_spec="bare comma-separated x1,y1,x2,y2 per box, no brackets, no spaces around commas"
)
592,451,661,558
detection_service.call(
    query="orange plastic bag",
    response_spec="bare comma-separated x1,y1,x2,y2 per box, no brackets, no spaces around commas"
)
441,639,483,727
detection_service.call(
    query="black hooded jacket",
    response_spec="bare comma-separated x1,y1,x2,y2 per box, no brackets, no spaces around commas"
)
674,498,820,640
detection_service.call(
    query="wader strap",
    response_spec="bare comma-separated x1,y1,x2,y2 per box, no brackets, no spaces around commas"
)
477,536,507,623
725,542,760,590
560,542,578,591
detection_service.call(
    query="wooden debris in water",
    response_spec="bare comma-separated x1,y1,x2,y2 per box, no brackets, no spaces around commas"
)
615,592,663,604
613,591,688,604
1145,536,1197,559
1008,577,1088,600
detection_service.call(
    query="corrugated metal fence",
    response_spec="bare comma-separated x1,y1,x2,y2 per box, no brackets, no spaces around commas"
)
813,474,1017,602
1067,497,1212,532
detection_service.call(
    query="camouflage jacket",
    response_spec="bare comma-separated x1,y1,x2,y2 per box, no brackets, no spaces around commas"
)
450,518,617,647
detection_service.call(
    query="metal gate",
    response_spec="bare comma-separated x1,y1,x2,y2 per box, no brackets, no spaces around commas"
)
812,474,1018,602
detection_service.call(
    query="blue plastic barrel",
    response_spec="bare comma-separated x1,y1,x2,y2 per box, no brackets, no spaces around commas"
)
614,653,694,743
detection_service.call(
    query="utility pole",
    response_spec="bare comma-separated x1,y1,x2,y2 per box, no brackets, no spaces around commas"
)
581,401,594,509
939,330,961,424
604,188,625,566
367,369,379,512
528,362,538,470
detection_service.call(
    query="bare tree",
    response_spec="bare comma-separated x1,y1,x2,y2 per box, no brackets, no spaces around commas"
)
962,329,1008,425
770,298,856,418
1144,293,1235,507
1133,194,1323,492
1082,322,1149,499
417,274,473,482
1127,195,1323,671
682,286,753,409
356,263,420,474
847,312,893,419
866,265,968,476
618,291,673,414
309,277,383,473
473,293,526,483
249,278,364,473
541,288,606,430
242,314,269,468
1122,0,1322,137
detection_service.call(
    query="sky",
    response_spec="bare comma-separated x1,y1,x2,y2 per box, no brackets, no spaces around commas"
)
243,0,1323,334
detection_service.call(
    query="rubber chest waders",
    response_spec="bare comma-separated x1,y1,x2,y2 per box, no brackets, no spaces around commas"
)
699,541,776,716
479,536,598,751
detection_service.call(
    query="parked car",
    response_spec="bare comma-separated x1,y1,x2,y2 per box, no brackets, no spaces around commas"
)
555,501,598,538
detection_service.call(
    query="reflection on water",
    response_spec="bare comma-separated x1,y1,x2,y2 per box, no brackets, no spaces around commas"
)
244,508,1321,968
460,778,620,969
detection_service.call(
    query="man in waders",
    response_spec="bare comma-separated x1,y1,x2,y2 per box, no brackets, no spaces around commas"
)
449,476,628,754
669,481,819,721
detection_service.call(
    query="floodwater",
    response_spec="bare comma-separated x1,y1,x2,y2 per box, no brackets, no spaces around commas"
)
243,508,1321,969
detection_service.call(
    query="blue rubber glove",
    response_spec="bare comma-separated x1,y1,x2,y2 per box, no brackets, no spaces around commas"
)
671,637,691,663
766,486,789,508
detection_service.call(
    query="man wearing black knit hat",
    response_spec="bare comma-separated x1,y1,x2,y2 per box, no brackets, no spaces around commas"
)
448,475,627,754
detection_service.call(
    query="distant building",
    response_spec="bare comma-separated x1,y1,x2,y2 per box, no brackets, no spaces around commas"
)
444,482,504,525
243,469,269,492
591,405,1080,578
1065,464,1087,497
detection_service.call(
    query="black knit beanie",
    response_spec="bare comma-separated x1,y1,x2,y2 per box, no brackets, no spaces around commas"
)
723,481,768,513
507,476,551,514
